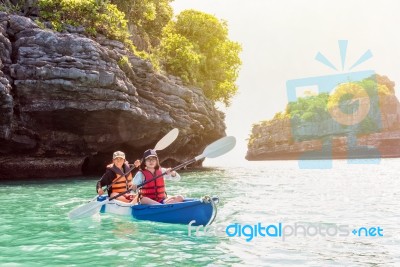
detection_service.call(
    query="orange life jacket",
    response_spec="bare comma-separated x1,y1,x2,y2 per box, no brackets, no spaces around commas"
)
139,169,166,202
110,164,133,194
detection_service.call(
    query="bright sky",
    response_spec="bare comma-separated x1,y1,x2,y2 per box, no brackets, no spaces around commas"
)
171,0,400,166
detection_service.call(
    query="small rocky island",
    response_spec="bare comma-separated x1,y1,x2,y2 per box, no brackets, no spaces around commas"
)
247,76,400,161
0,13,226,179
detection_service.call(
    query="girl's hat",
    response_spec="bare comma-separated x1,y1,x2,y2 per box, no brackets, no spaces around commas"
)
143,149,158,159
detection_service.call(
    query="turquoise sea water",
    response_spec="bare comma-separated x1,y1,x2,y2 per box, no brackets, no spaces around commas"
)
0,159,399,266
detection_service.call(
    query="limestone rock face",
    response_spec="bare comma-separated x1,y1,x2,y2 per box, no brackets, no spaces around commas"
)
0,13,226,179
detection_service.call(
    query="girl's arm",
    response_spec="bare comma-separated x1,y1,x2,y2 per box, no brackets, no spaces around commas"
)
131,171,145,192
161,167,181,181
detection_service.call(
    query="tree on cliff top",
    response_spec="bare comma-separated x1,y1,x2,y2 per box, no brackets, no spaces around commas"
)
158,10,242,106
287,75,394,123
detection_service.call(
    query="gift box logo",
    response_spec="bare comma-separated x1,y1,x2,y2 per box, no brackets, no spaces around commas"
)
286,40,382,169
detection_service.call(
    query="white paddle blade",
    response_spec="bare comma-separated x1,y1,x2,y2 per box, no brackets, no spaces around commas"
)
154,128,179,151
68,200,106,220
202,136,236,158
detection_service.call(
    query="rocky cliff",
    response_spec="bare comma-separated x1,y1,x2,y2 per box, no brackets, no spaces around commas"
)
0,13,226,179
247,95,400,160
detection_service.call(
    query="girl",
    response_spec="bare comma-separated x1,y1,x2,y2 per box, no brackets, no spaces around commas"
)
133,149,184,204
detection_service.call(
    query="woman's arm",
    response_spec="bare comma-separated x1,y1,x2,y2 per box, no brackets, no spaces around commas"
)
96,169,114,194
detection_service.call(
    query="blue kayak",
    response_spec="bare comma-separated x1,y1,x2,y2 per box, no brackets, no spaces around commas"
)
98,196,219,226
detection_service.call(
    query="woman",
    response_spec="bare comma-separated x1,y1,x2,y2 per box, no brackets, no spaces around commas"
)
96,151,141,203
133,149,184,205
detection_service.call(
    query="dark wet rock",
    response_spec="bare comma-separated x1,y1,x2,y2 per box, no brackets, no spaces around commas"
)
0,13,226,179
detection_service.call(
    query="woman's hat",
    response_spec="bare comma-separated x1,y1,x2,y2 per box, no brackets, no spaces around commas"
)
113,151,125,159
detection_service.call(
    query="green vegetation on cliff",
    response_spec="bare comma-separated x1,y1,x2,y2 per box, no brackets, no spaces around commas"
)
111,0,173,49
158,10,242,105
38,0,129,41
1,0,241,106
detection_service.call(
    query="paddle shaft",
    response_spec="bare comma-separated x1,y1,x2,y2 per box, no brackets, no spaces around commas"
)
133,135,236,190
108,157,199,201
138,157,197,189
